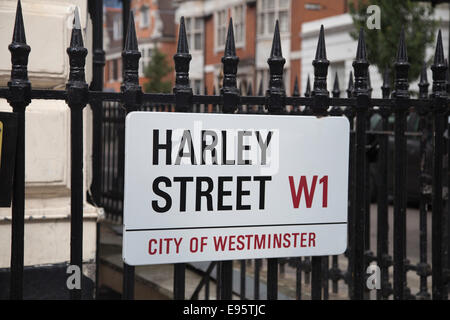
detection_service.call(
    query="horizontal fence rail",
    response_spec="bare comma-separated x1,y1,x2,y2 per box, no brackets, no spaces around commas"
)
0,0,449,300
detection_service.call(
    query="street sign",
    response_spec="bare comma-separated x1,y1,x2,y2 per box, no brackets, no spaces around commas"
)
123,112,349,266
0,112,18,207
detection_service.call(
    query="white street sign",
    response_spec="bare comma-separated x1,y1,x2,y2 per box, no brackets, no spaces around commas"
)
123,112,349,266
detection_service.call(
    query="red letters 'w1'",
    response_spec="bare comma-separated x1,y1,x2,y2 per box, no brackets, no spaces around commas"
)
288,175,328,209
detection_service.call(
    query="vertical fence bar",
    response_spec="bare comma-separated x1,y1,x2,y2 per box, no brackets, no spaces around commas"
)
7,0,30,300
352,28,369,300
121,11,142,300
416,63,431,300
310,25,329,300
392,28,409,300
88,0,105,205
344,71,355,299
329,73,343,296
172,17,193,300
266,20,285,300
431,30,447,300
377,69,393,300
88,0,105,300
292,77,303,299
218,18,239,300
66,8,88,300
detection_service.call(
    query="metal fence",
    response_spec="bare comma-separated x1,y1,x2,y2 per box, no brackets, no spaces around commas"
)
1,0,450,300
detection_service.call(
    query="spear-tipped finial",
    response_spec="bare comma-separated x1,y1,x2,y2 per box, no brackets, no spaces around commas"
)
305,74,311,97
124,11,138,51
270,20,283,58
70,7,84,48
315,25,327,60
177,16,189,54
332,72,340,97
346,71,354,98
293,76,299,96
396,27,408,63
73,6,81,29
12,0,26,44
221,18,239,113
224,18,236,57
433,30,445,66
355,28,367,62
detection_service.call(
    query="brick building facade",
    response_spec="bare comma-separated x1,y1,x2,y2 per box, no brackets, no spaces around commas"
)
174,0,348,95
104,0,177,92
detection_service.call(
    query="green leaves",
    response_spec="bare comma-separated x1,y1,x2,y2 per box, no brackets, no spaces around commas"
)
349,0,437,86
143,48,173,93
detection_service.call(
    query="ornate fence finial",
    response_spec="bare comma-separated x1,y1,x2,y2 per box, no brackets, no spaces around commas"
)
352,28,369,97
173,17,192,112
430,29,448,301
312,25,329,115
393,27,410,100
121,10,142,113
221,18,239,114
330,72,342,116
332,72,340,97
8,0,31,109
66,7,88,106
419,63,429,99
346,71,354,98
431,30,447,99
267,20,286,115
305,74,311,97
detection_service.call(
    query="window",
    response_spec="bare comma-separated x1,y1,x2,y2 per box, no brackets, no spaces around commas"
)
233,5,245,45
258,0,290,36
140,6,149,28
216,10,228,48
185,17,203,51
113,15,122,40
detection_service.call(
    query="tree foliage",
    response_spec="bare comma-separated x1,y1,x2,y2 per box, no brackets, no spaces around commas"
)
349,0,437,83
143,47,173,93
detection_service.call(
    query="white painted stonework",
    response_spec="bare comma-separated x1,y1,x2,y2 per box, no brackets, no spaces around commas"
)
0,0,100,268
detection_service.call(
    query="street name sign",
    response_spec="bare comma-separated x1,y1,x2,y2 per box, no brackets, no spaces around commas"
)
123,112,349,265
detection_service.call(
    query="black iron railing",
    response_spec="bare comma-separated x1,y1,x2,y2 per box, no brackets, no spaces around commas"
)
1,0,449,300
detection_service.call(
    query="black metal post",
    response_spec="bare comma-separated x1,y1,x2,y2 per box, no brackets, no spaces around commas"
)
66,8,89,300
377,68,393,300
218,18,239,300
352,28,370,300
121,11,142,300
172,17,193,300
266,20,286,300
7,0,30,300
416,63,431,300
392,28,409,300
431,30,447,300
310,25,330,300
